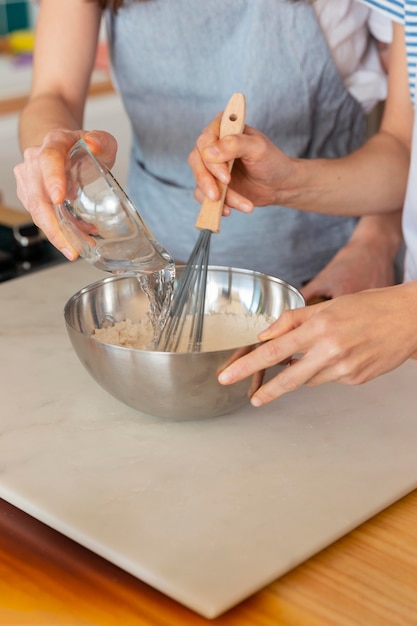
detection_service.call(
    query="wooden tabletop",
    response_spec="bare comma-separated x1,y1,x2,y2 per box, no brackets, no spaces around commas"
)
1,489,417,626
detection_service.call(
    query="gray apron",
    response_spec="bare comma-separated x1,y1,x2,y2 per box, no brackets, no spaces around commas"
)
107,0,365,288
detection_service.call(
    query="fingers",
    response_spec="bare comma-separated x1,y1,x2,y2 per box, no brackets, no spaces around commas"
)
218,308,312,385
38,130,84,204
257,305,323,341
217,335,314,406
14,151,78,260
189,118,230,202
219,286,417,408
223,188,254,213
248,348,333,406
218,338,290,387
13,129,117,261
193,184,254,214
189,121,262,208
38,129,117,204
188,139,225,203
217,304,333,407
196,126,231,185
19,131,83,258
201,127,266,164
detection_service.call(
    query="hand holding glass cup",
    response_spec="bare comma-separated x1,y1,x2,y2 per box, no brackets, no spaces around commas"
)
54,139,173,274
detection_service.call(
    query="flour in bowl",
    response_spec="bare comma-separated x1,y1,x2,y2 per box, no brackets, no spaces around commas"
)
92,311,273,352
93,317,154,350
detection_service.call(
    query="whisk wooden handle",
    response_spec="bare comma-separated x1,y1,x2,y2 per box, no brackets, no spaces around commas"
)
195,92,246,233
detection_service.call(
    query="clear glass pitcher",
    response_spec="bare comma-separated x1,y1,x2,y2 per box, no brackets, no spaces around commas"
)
54,139,173,274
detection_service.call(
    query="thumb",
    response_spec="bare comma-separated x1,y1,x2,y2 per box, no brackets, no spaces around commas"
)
201,124,261,164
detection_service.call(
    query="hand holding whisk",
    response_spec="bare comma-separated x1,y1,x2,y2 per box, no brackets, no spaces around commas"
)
157,93,246,352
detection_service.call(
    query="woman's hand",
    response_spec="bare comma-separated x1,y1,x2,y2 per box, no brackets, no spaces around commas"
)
301,240,396,303
218,283,417,406
14,129,117,260
188,113,297,215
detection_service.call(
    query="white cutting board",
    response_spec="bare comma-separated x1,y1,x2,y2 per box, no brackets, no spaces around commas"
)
1,261,417,619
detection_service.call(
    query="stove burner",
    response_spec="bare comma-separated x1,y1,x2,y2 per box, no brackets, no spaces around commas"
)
0,222,68,282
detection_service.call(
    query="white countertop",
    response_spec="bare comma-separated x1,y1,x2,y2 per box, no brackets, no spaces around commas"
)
1,260,417,618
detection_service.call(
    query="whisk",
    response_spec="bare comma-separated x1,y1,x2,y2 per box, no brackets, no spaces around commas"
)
158,92,246,352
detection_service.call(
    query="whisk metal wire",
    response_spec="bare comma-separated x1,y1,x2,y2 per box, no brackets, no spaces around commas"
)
157,93,246,353
158,229,211,352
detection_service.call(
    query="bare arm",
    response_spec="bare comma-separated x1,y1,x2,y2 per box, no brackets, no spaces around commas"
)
302,211,403,302
19,0,102,148
14,0,117,258
189,24,413,218
291,23,412,216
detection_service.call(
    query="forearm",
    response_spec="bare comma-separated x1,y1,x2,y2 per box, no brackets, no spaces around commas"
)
18,0,102,152
348,211,403,262
280,22,412,218
197,123,411,218
282,131,410,217
19,93,83,151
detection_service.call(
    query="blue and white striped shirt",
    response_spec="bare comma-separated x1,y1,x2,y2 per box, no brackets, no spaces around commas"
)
359,0,417,103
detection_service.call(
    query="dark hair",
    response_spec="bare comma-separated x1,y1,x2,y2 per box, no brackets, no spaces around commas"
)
95,0,307,13
96,0,124,12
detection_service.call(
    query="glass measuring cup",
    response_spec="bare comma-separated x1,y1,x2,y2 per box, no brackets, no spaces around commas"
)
54,139,173,274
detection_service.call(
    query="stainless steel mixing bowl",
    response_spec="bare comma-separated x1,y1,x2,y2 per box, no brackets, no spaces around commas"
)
64,266,304,420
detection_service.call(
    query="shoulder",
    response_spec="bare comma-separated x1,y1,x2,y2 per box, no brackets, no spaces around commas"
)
356,0,405,23
313,0,392,41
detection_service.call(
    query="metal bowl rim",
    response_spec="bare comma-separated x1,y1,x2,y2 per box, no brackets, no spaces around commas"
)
64,265,305,355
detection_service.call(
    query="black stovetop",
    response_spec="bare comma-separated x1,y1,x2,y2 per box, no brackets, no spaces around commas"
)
0,222,68,282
